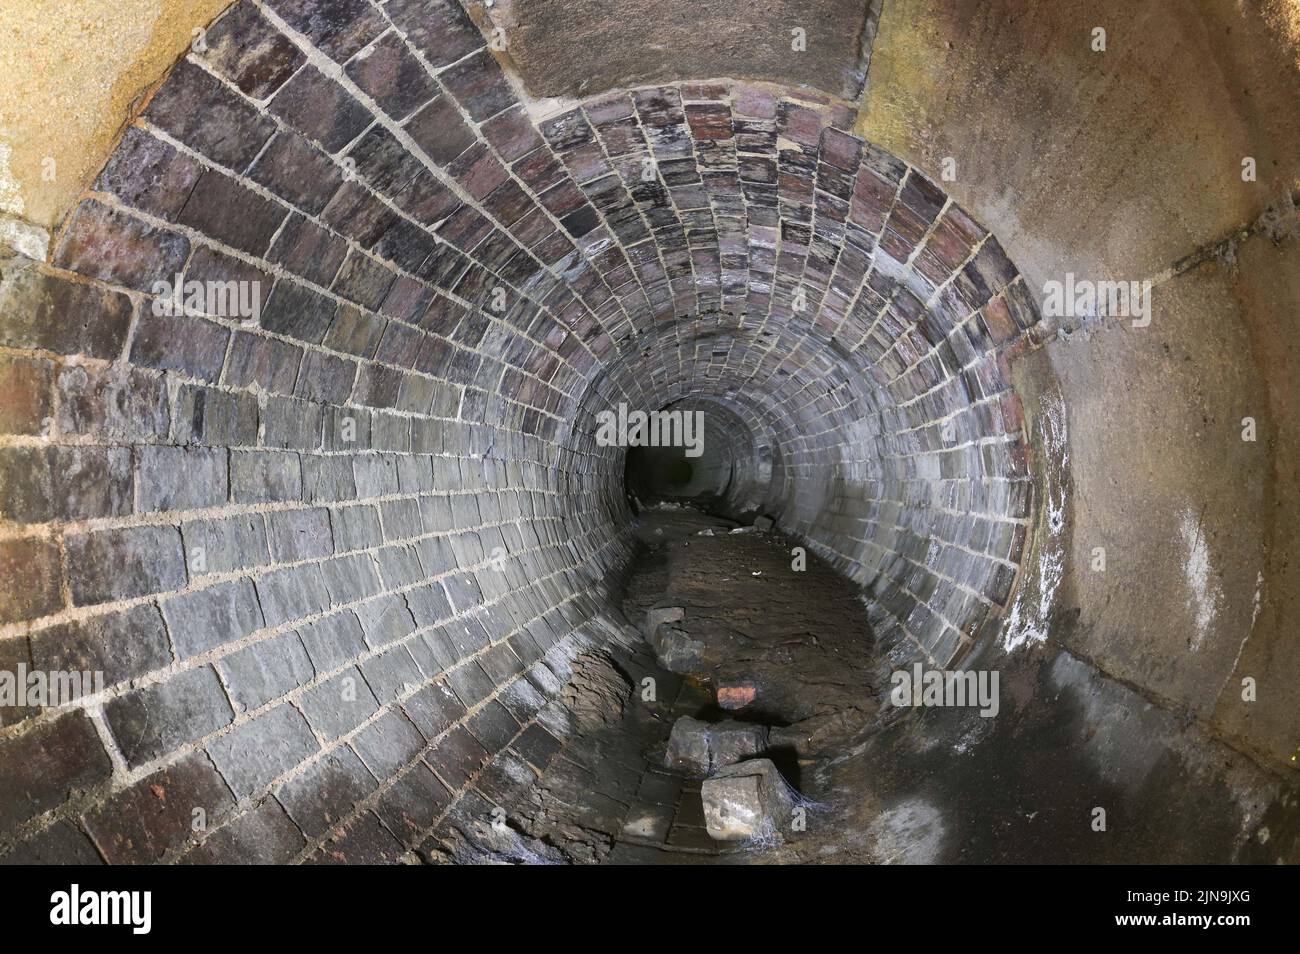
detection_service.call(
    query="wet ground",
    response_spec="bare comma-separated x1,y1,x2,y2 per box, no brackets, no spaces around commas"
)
430,506,1300,864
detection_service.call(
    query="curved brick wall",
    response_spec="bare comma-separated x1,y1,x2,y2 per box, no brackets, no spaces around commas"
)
0,0,1040,863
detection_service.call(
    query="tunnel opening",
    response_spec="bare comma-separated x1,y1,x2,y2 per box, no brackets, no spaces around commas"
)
0,0,1297,867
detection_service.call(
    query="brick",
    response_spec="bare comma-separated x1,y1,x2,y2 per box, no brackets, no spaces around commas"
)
351,708,424,781
440,50,515,122
375,761,451,843
162,578,264,659
405,95,477,165
260,279,336,344
467,700,518,753
232,450,302,503
0,821,103,865
182,513,269,576
300,665,379,740
178,169,287,257
93,126,203,220
307,810,403,864
182,797,304,864
223,330,302,394
29,603,171,688
129,309,231,381
294,350,356,404
264,0,387,63
249,129,345,215
277,745,376,837
0,445,133,523
56,364,169,442
66,525,187,606
82,752,235,864
319,553,383,604
200,2,305,100
104,666,234,767
359,646,423,704
331,250,396,310
269,64,373,153
207,702,319,797
425,724,487,789
303,455,359,503
173,384,259,446
267,507,334,562
386,0,482,68
262,395,323,450
217,630,315,713
296,611,368,672
329,505,382,550
145,60,276,169
401,681,465,738
0,711,112,833
0,261,133,358
255,564,330,628
355,593,417,648
136,445,228,512
0,353,52,435
268,214,349,287
0,537,63,623
344,32,438,122
55,200,189,291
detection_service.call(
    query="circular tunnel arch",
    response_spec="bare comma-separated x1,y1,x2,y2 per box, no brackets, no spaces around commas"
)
2,0,1296,866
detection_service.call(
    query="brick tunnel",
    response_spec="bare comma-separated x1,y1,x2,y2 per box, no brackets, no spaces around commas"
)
0,0,1297,865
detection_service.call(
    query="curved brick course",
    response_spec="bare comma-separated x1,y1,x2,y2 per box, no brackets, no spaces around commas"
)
0,0,1040,864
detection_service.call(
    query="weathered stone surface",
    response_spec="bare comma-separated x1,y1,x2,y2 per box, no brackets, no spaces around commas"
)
647,625,705,674
0,711,112,833
701,758,796,842
664,716,768,776
65,525,188,606
104,666,235,767
82,752,236,864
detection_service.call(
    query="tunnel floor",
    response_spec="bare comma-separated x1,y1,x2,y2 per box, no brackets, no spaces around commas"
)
424,505,885,863
423,505,1299,865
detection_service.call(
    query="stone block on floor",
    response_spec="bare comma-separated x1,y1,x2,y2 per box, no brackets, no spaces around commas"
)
701,758,796,843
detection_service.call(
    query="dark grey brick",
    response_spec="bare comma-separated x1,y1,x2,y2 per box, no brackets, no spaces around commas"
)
329,505,383,550
355,593,417,648
232,450,302,503
374,761,451,844
255,564,330,628
183,797,304,864
359,646,423,704
66,525,188,606
136,445,228,513
207,702,319,797
296,610,368,672
299,665,379,740
267,507,334,562
182,513,270,576
104,666,234,768
162,578,264,659
29,603,171,688
277,745,376,838
217,630,315,713
319,553,383,604
351,708,425,781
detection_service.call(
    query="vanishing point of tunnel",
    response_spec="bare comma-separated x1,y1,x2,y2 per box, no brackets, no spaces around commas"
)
0,0,1298,868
